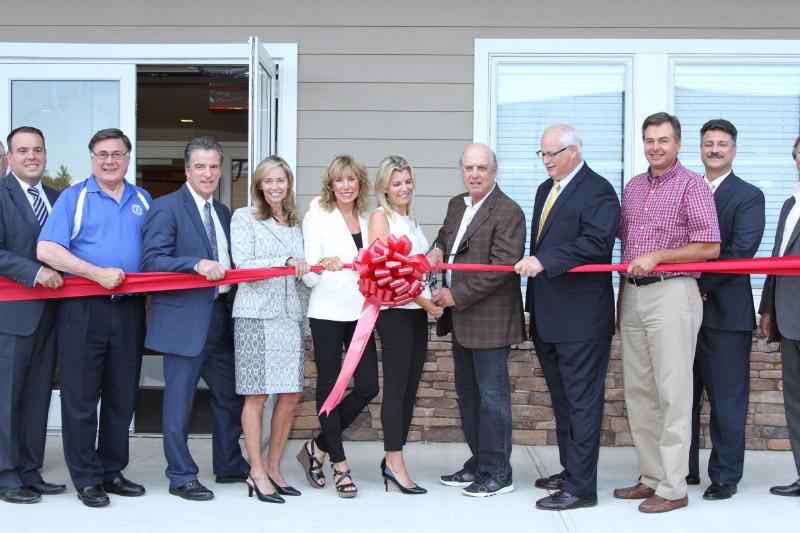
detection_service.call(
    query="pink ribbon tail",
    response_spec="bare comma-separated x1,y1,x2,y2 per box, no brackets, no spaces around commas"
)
318,299,381,416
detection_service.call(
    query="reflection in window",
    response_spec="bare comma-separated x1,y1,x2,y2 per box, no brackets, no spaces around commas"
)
11,80,119,185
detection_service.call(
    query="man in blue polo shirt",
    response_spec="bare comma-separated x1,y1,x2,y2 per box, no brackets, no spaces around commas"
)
37,128,151,508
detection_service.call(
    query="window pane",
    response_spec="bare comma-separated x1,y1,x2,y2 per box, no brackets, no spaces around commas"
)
11,80,120,185
674,63,800,306
495,62,626,291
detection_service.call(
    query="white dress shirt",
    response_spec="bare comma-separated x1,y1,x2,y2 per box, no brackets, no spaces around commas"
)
446,184,496,286
704,170,732,195
780,182,800,257
186,185,231,293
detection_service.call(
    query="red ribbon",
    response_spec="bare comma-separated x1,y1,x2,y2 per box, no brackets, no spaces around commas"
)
318,235,429,416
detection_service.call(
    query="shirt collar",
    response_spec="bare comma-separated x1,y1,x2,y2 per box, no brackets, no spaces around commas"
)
793,181,800,200
463,183,496,209
186,182,214,212
647,160,682,183
12,172,43,194
705,170,732,193
554,160,584,191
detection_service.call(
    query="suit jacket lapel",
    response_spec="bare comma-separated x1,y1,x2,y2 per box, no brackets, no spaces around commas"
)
181,184,214,258
5,176,40,237
785,198,800,254
774,196,795,256
711,173,735,213
536,164,586,247
461,187,499,246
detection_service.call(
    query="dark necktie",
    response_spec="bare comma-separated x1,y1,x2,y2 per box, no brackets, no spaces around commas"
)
27,186,48,227
203,201,219,260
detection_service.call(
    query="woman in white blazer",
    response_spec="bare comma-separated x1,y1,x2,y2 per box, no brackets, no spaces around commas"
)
296,155,378,498
231,156,310,503
368,156,442,495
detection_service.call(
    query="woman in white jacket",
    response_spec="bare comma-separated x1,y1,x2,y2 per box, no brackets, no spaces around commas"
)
231,156,310,503
296,155,378,498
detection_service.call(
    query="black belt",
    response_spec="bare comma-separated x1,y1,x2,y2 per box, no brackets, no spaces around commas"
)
108,292,144,302
627,275,668,287
214,291,232,303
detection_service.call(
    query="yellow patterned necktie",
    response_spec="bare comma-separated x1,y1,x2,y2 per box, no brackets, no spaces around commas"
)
537,180,561,240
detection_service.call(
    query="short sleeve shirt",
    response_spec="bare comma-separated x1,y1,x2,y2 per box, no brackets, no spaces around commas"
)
618,160,720,278
38,175,152,273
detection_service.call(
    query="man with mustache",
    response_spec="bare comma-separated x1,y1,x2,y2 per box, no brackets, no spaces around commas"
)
687,119,765,500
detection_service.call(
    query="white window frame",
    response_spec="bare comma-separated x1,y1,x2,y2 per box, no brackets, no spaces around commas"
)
475,39,800,183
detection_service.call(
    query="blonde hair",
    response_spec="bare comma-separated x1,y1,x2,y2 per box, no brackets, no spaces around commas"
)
319,154,370,215
374,155,417,224
251,155,300,226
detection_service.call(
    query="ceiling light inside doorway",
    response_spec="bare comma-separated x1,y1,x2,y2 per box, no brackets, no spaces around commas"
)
180,118,194,123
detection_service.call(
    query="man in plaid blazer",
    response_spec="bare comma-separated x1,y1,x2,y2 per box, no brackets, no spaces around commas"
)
430,143,526,497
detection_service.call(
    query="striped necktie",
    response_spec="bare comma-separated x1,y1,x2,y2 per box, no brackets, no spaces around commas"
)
536,180,561,240
27,186,48,227
203,201,219,261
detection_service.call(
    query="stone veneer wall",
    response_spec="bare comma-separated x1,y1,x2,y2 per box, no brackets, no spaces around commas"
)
290,319,789,451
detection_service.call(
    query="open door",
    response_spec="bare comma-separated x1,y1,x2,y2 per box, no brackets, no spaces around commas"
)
248,35,278,205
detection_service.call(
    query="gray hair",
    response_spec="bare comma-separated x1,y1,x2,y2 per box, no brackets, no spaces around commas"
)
184,136,224,168
457,143,498,170
544,124,583,158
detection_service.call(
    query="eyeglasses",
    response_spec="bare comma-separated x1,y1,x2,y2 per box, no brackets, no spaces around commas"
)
535,146,569,159
91,151,129,161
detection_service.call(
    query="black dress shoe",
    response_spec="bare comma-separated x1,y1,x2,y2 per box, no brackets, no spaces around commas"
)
77,485,110,507
535,471,566,490
536,490,597,511
215,472,249,484
770,479,800,497
703,483,736,500
169,480,214,501
26,480,67,495
0,487,41,504
103,475,145,497
685,475,701,486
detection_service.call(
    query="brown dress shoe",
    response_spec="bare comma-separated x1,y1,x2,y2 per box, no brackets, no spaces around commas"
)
638,494,688,513
613,482,655,499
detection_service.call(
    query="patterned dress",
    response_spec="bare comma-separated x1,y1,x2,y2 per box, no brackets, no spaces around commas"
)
231,209,310,395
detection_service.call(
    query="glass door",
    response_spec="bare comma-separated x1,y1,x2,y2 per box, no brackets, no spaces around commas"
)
247,36,277,204
0,63,136,185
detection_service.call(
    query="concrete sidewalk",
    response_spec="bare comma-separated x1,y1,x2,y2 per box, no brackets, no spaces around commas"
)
4,436,797,533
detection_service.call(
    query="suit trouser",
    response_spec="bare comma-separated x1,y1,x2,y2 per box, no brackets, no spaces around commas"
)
532,330,611,500
58,296,144,490
0,303,57,489
163,299,248,488
689,327,751,485
310,318,379,463
620,276,702,500
779,338,800,476
376,308,428,452
451,333,513,484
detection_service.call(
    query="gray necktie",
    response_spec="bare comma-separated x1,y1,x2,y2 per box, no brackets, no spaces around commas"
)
203,201,219,261
28,187,48,227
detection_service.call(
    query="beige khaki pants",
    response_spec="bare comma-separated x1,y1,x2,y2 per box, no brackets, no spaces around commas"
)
620,276,702,500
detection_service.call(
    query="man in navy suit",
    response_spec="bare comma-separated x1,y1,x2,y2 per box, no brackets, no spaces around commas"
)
515,124,620,510
141,137,248,501
0,127,65,504
687,119,764,500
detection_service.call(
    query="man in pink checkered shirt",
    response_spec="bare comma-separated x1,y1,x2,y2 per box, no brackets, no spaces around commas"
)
613,112,720,514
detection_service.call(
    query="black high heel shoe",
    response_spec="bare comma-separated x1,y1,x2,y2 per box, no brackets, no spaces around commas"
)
267,474,301,497
247,475,285,503
381,458,427,495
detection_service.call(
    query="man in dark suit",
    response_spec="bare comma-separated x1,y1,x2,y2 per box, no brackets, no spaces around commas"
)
0,127,65,504
430,143,526,497
760,134,800,497
514,124,619,510
688,119,765,500
141,136,248,501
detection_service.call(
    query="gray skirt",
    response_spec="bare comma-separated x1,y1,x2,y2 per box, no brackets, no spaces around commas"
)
234,317,304,395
